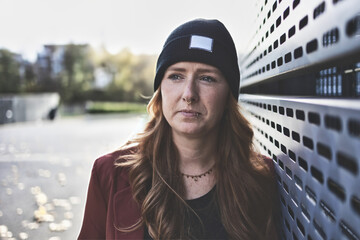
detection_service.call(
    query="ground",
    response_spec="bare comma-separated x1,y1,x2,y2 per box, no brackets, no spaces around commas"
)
0,113,146,240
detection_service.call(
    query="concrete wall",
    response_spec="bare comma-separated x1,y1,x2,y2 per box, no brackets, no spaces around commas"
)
0,93,60,124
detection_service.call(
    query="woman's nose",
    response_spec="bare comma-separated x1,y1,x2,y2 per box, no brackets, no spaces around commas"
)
181,78,199,104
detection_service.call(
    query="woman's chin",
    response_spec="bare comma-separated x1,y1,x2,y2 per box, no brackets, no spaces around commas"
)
173,124,208,137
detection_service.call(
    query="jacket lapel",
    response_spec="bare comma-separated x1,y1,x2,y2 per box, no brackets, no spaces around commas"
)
112,169,144,239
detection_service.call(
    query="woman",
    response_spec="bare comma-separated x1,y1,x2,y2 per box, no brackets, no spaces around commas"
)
78,19,278,239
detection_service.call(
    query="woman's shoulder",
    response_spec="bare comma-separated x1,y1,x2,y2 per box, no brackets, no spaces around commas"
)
94,146,136,167
92,146,137,184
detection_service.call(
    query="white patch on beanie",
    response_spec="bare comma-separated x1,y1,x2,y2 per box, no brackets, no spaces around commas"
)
189,35,213,52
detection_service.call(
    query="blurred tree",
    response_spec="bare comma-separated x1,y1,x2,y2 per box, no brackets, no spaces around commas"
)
61,44,95,102
1,44,156,104
107,48,155,102
132,54,156,100
89,47,156,102
0,49,21,93
23,63,37,91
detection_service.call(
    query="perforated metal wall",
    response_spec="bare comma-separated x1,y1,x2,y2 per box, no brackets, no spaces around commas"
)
241,95,360,239
238,0,360,239
241,0,360,96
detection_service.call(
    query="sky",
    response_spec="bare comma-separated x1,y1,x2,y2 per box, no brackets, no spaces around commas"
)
0,0,256,62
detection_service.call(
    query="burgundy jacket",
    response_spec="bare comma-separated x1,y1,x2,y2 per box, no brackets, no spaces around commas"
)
78,149,144,239
78,149,275,239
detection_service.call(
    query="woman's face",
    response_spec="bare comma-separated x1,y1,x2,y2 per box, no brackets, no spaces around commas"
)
161,62,230,138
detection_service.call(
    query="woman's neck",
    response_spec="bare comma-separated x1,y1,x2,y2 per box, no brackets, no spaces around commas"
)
172,130,217,175
172,131,218,199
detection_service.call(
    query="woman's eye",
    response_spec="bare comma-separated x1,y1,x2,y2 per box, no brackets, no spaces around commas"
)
200,76,216,82
168,74,182,80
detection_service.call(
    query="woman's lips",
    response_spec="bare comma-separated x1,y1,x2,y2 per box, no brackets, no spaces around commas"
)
179,109,201,118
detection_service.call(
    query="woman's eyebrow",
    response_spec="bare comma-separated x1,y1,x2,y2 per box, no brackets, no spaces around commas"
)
166,67,187,72
196,68,221,74
166,66,221,75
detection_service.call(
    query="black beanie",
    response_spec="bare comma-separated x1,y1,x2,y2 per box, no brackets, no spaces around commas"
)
154,19,240,99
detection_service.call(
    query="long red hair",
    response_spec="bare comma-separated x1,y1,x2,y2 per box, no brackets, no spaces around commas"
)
117,89,278,239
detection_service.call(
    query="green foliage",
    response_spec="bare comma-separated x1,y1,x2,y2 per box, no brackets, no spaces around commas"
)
85,101,147,114
0,45,156,104
0,49,21,93
61,44,95,102
24,64,37,91
95,48,156,103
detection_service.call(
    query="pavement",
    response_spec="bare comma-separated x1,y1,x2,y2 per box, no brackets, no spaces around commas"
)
0,113,147,240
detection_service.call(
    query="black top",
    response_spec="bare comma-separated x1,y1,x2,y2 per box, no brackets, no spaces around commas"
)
144,187,227,239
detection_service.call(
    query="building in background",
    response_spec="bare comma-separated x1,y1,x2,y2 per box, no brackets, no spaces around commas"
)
36,45,66,85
